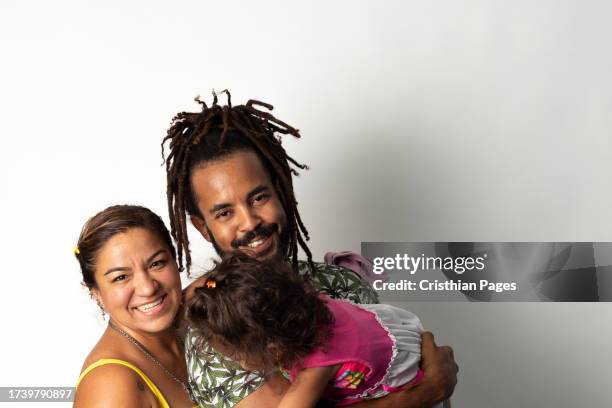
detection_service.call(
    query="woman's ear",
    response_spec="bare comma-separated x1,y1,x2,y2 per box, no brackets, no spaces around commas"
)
90,288,105,310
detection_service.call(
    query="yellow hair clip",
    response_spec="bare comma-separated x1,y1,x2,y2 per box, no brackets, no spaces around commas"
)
74,245,80,255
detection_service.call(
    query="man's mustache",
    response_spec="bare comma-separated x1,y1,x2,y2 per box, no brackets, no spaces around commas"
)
231,223,279,249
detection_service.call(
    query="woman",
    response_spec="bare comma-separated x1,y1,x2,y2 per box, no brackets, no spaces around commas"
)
73,205,197,407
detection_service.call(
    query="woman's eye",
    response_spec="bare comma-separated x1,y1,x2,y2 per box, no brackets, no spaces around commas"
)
113,274,127,283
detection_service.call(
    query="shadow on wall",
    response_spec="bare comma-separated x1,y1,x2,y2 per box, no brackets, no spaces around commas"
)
310,123,476,246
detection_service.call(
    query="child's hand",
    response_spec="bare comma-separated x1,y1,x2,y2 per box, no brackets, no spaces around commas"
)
182,276,207,303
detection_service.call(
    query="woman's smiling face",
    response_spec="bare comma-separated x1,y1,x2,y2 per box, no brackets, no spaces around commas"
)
91,227,182,334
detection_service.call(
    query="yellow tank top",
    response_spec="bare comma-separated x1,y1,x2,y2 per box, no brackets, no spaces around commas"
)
77,358,196,408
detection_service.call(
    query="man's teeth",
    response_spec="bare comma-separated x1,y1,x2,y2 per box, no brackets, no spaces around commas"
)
247,238,265,248
137,297,163,312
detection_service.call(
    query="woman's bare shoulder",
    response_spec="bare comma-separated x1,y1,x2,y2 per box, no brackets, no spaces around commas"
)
80,331,130,369
75,361,152,407
76,331,155,407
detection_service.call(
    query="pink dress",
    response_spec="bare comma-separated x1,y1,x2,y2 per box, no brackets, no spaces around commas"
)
288,296,425,406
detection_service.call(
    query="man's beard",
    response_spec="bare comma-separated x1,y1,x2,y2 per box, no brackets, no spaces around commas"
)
209,222,292,261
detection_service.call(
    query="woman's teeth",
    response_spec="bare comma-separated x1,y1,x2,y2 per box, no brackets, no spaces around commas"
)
136,296,163,312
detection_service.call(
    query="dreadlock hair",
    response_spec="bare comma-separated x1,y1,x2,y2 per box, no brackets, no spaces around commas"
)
162,90,313,274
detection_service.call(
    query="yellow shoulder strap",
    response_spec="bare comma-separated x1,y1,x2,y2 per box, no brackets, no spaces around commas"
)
77,358,170,408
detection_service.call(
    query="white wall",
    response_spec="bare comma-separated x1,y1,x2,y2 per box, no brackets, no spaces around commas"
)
1,1,611,407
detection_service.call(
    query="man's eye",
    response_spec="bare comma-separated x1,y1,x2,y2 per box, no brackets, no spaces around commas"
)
151,259,167,269
252,194,269,205
216,210,231,219
113,275,127,283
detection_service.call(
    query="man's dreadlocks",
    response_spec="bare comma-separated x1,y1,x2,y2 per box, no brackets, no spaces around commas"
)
161,90,313,274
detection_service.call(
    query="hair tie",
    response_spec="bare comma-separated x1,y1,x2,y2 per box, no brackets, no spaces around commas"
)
74,245,81,256
205,278,216,289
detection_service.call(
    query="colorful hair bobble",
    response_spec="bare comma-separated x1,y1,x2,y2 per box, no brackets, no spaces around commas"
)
205,278,216,289
74,245,81,256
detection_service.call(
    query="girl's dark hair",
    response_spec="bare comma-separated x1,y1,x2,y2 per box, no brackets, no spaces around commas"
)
161,90,313,274
75,205,176,289
187,254,334,368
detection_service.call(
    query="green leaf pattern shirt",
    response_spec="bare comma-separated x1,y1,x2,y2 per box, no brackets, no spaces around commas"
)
184,261,379,408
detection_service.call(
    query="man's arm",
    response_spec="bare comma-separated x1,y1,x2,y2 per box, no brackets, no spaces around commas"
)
351,332,458,408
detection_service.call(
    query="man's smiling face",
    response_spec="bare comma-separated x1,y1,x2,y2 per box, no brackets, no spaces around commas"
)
189,150,290,261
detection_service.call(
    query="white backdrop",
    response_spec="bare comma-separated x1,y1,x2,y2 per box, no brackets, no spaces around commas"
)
1,1,611,407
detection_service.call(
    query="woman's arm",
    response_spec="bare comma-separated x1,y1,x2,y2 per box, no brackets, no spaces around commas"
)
74,364,151,408
350,332,458,408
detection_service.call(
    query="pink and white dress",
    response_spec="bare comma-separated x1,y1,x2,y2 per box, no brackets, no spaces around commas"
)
288,296,438,406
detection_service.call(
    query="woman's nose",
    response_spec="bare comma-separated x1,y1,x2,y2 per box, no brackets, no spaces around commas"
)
133,271,159,296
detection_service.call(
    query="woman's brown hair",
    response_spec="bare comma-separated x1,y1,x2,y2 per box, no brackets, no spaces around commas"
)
74,205,176,289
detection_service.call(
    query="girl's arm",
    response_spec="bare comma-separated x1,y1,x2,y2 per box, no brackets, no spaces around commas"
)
278,365,339,408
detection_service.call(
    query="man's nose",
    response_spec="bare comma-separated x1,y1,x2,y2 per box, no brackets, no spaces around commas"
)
237,206,262,233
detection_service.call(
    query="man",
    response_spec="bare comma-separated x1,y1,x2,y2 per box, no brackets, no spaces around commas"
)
162,91,457,407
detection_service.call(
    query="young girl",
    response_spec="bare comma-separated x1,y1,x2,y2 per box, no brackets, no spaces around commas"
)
187,255,446,408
